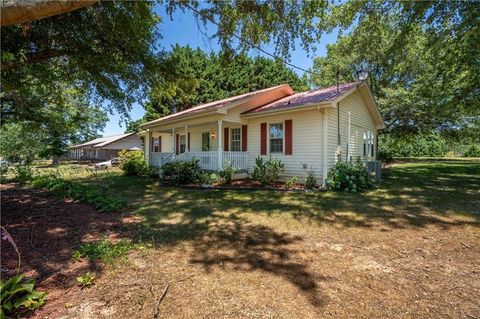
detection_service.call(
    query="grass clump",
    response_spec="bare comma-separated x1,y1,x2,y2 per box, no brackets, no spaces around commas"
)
31,175,124,212
73,238,133,264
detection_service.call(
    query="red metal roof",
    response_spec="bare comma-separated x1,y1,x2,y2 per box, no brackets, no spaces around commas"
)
242,81,361,115
143,84,291,126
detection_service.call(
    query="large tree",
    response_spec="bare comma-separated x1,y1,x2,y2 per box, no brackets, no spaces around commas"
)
141,45,309,122
308,1,479,139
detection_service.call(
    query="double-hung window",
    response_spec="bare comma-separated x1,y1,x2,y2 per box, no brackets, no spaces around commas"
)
230,128,241,152
269,123,284,153
152,137,160,152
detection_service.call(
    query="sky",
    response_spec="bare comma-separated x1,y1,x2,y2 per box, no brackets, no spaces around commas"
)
102,5,339,136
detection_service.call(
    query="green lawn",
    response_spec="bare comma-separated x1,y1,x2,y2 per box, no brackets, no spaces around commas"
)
67,161,480,244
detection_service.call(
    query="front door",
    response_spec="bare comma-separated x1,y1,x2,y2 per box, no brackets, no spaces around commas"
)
202,132,210,151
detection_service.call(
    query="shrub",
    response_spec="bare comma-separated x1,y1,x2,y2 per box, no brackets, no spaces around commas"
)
118,149,148,176
463,144,480,157
0,274,46,317
304,168,317,190
285,176,298,189
200,172,220,185
219,161,236,184
251,156,285,186
74,238,132,264
378,133,449,158
326,162,375,193
161,158,202,185
13,165,33,183
31,175,124,212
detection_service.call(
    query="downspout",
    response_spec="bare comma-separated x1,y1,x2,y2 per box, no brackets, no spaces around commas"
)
336,70,341,162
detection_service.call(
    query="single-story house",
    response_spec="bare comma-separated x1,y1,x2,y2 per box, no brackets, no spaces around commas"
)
139,81,385,184
68,133,143,161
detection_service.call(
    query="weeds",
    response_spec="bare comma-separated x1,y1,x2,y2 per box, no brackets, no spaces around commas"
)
31,175,124,212
76,272,95,288
73,238,133,264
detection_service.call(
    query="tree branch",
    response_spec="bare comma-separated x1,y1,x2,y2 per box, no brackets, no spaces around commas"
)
1,49,70,71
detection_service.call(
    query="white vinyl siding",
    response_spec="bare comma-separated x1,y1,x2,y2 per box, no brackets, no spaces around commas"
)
246,109,324,181
327,91,377,168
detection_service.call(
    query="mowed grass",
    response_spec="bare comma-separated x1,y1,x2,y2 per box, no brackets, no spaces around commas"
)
62,160,480,246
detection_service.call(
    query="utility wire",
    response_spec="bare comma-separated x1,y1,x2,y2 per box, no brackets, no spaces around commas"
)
184,3,322,77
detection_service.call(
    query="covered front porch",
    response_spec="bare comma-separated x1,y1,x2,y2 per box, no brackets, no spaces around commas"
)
145,120,248,171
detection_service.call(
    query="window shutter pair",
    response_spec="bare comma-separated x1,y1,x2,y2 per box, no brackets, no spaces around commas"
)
260,120,292,155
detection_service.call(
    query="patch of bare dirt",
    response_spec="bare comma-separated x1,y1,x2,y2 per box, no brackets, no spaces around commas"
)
1,184,479,319
0,183,136,318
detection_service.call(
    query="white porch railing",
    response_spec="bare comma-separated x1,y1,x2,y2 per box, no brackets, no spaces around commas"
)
223,151,248,171
184,151,219,171
149,152,174,168
152,151,248,171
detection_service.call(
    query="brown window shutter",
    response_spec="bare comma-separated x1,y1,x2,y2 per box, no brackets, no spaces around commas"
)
187,133,190,152
241,125,248,151
260,123,267,155
151,137,154,152
285,119,293,155
224,127,229,151
175,134,179,155
159,136,162,152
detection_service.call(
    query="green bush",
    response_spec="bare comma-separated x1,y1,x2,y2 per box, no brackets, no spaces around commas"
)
219,161,236,184
161,158,202,185
326,162,375,193
251,156,285,186
378,133,449,158
31,175,124,212
0,274,46,318
285,176,298,189
13,165,33,183
118,149,148,176
463,144,480,157
73,238,132,264
304,168,317,190
199,172,221,185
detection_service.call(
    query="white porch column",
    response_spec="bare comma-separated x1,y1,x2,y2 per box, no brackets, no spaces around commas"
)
145,130,152,164
346,111,351,163
322,109,328,186
217,120,223,170
185,125,189,152
172,128,176,158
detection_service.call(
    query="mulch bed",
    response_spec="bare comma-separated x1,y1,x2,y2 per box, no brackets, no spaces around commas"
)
183,178,318,191
0,183,138,318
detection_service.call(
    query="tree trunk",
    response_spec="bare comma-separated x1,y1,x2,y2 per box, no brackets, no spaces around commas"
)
52,154,60,166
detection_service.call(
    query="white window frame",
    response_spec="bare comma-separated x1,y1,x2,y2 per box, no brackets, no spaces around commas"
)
229,127,242,152
268,122,284,154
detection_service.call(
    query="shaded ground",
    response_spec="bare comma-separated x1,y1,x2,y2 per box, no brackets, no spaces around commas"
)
1,162,479,318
